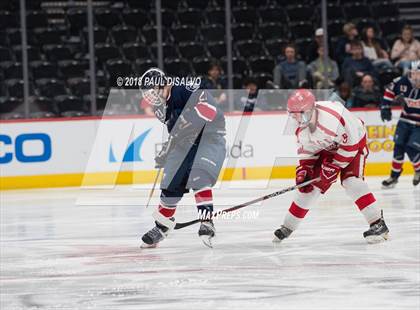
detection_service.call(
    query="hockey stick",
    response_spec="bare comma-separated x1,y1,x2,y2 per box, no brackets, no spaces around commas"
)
174,177,320,230
145,168,161,208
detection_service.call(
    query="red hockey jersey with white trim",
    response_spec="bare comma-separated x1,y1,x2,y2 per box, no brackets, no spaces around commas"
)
296,101,367,168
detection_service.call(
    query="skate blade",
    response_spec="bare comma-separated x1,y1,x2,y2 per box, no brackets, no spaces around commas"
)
200,236,214,248
140,242,159,249
365,233,389,244
382,183,397,189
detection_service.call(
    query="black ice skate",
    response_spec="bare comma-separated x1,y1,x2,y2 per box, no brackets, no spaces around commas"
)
413,171,420,186
363,212,389,244
273,225,293,243
198,220,216,248
382,176,398,189
141,218,174,248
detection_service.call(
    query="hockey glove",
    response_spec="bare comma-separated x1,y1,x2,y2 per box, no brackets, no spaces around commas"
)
296,165,314,193
316,160,340,193
380,105,392,122
155,136,174,168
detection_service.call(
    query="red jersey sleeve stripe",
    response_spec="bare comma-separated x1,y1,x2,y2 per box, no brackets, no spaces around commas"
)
317,123,337,137
195,102,217,122
333,153,354,163
317,105,346,126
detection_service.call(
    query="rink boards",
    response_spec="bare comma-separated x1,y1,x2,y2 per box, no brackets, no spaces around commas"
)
0,108,413,189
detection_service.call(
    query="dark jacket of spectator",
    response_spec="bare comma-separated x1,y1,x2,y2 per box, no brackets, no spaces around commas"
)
350,74,381,108
273,44,307,88
335,23,359,64
342,41,375,86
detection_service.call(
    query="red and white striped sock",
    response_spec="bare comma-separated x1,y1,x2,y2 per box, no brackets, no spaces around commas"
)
413,160,420,172
343,177,381,224
391,158,403,174
283,188,321,231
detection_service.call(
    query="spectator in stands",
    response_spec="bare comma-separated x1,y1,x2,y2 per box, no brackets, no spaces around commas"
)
351,74,381,108
342,40,376,86
308,46,339,88
361,26,393,72
201,61,227,107
391,25,420,73
307,28,324,63
234,78,268,112
273,43,307,89
335,22,359,64
331,79,353,107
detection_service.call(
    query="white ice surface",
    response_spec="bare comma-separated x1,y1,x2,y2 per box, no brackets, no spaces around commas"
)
1,176,419,310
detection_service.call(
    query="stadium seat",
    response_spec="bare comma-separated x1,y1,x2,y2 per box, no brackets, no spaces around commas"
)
379,18,404,36
178,41,208,59
95,43,121,67
286,4,313,22
105,59,133,87
207,41,226,58
344,2,371,19
6,28,22,45
192,57,211,76
54,95,86,116
3,62,22,79
356,19,380,34
12,45,42,61
236,40,263,58
67,9,87,34
290,21,314,39
328,20,345,37
0,46,13,61
221,56,248,76
111,25,138,46
258,6,288,23
171,25,197,43
232,23,254,41
221,73,243,89
151,42,179,59
205,8,226,25
258,22,287,41
0,96,22,114
94,8,121,29
82,26,109,44
32,96,58,114
142,25,169,44
36,78,67,98
371,2,399,18
201,24,225,42
254,72,274,89
43,44,72,62
161,0,180,10
123,42,151,61
0,11,19,29
0,31,8,45
184,0,209,10
26,11,48,29
83,94,108,111
164,58,193,77
295,37,313,61
178,8,203,26
135,59,157,75
68,78,91,97
58,60,88,79
232,7,259,25
30,60,57,80
5,79,26,98
159,9,178,28
30,111,57,118
325,3,345,20
126,0,151,10
249,56,275,74
122,9,149,28
265,38,288,58
34,27,64,45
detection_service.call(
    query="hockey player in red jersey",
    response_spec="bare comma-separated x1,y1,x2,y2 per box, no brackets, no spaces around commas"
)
273,89,389,244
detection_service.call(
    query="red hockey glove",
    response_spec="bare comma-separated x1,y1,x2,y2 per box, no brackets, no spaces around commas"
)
316,160,340,193
296,165,314,193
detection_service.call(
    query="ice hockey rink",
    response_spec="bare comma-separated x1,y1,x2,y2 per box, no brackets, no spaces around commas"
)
1,176,419,310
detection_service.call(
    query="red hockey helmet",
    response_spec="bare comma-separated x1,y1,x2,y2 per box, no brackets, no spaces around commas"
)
287,89,316,126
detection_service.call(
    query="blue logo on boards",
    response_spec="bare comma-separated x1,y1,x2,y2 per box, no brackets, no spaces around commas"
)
109,128,151,162
0,133,52,164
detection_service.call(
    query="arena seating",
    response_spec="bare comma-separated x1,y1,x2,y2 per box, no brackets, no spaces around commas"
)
0,0,406,118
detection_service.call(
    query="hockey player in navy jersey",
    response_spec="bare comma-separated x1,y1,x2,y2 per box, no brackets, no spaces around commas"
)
380,61,420,188
140,68,226,248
